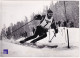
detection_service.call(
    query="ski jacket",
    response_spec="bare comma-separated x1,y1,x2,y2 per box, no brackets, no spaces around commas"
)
40,16,53,29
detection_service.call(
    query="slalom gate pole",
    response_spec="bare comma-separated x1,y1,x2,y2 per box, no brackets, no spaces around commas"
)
67,28,70,48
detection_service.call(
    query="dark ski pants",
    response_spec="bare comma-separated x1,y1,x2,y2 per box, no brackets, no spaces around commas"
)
24,26,47,43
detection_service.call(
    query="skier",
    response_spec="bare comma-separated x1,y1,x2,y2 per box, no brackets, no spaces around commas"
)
20,9,53,45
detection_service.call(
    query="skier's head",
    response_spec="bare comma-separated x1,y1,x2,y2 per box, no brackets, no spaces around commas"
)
34,14,42,20
47,9,53,19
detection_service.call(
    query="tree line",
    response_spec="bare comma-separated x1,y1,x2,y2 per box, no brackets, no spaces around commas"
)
0,1,79,40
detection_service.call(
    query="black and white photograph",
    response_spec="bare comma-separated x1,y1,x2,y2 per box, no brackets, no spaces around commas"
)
0,0,79,57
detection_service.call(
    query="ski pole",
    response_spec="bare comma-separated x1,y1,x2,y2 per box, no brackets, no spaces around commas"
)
12,19,34,33
7,14,42,36
49,34,55,43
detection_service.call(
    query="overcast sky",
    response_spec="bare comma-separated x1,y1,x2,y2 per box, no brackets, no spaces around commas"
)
0,0,58,32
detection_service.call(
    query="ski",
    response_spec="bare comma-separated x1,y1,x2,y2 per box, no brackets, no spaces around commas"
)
14,42,58,49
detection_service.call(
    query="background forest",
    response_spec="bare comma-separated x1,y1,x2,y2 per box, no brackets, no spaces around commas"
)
0,1,79,40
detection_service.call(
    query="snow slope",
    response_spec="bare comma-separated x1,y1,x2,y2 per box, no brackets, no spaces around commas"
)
0,40,79,57
0,28,80,57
